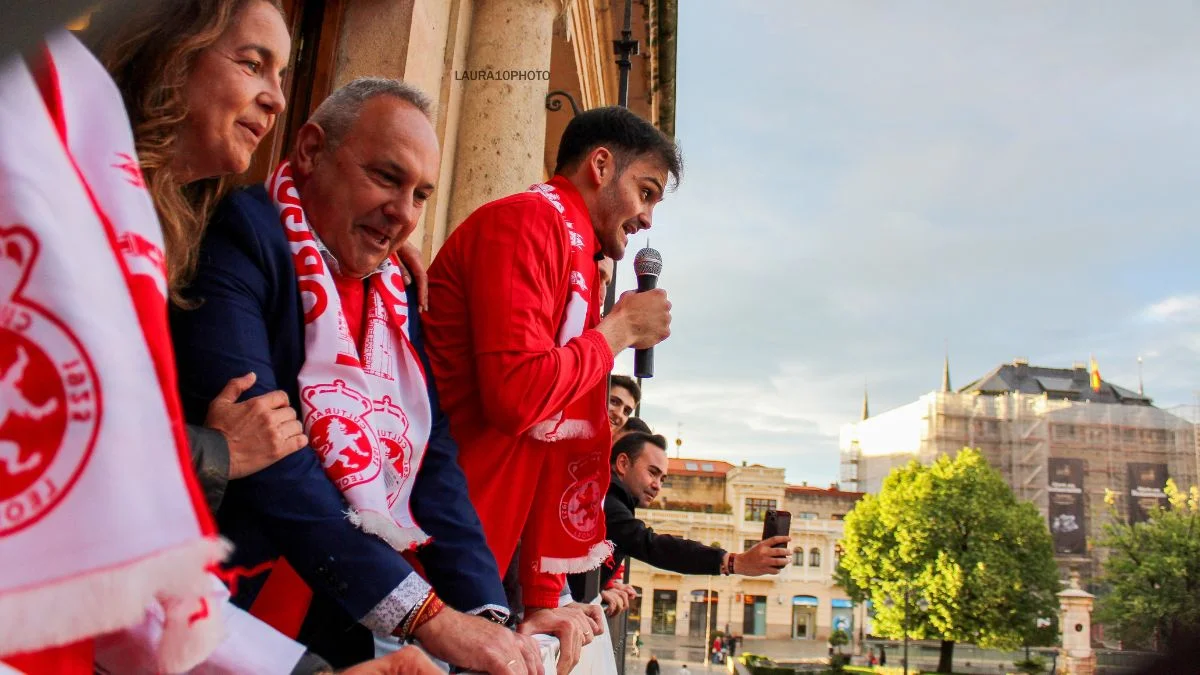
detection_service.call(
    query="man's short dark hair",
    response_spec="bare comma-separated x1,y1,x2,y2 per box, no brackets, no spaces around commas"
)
611,432,667,466
610,374,641,405
554,106,682,188
621,417,651,435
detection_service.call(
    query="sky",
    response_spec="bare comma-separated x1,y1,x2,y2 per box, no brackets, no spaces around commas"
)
610,1,1200,488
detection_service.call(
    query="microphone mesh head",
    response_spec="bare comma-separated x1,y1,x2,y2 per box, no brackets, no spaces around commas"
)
633,247,662,276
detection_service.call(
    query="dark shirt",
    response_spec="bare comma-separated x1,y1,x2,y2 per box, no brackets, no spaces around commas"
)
570,471,727,597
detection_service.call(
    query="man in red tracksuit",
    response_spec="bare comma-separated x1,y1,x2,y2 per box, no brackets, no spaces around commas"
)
424,106,680,672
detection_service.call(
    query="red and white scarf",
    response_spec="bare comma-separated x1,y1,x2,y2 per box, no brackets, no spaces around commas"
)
521,180,613,574
0,31,225,669
267,161,432,551
94,576,306,674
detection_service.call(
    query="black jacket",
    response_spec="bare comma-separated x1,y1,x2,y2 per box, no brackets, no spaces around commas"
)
571,472,727,596
187,423,230,513
186,425,334,675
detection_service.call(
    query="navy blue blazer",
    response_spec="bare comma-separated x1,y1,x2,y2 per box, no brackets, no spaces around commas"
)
169,186,506,635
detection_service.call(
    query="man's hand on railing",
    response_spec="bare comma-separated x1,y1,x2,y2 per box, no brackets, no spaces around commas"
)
519,604,604,675
600,582,638,617
612,582,639,606
413,608,543,674
599,588,626,616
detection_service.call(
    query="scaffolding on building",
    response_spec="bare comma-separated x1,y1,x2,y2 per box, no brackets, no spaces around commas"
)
841,390,1199,578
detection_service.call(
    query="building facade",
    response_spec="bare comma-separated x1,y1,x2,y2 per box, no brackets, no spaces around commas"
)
625,459,865,642
230,0,678,262
840,359,1199,581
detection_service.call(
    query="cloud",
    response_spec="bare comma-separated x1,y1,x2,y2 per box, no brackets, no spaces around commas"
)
611,1,1200,487
1142,294,1200,323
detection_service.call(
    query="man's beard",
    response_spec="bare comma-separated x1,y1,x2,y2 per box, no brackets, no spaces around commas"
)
594,181,627,259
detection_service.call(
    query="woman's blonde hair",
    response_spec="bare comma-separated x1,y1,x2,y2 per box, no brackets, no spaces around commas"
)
87,0,284,304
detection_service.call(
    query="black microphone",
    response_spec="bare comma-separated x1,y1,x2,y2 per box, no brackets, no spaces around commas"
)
633,247,662,378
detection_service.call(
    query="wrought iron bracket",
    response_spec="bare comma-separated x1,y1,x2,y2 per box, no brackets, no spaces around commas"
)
545,90,581,116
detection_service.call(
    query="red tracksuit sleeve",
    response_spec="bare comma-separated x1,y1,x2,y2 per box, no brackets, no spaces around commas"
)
523,570,567,610
469,199,613,436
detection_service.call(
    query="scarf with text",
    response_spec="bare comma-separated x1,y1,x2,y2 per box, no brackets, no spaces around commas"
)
0,31,225,670
522,179,613,574
268,160,432,551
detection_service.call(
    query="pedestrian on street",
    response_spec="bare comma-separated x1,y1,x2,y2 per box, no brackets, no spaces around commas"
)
645,656,660,675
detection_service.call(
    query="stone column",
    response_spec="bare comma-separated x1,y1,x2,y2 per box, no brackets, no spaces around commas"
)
446,0,559,230
1058,571,1096,675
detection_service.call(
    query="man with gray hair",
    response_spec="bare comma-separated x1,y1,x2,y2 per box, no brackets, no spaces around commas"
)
170,77,545,673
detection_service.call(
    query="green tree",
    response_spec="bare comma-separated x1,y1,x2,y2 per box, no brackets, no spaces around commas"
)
835,449,1059,673
1096,480,1200,650
829,628,849,653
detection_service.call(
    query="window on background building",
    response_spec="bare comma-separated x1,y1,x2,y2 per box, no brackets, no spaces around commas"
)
688,590,718,637
831,598,854,637
744,498,776,521
792,548,803,566
629,586,643,623
831,513,845,520
790,595,819,639
797,512,818,520
651,589,677,635
701,463,714,471
1053,424,1077,440
685,462,699,471
809,547,821,567
744,539,758,552
743,595,768,637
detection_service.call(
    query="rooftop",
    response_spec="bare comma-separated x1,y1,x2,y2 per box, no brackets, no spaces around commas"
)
667,458,734,477
959,359,1152,406
786,484,865,499
666,458,864,498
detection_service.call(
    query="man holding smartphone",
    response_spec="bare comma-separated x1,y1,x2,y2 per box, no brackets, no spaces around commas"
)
572,432,789,604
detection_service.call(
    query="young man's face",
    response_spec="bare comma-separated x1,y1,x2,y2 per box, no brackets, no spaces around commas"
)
615,442,668,507
609,384,636,434
592,154,668,261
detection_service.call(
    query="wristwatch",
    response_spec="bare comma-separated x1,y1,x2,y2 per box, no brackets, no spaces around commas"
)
477,608,518,630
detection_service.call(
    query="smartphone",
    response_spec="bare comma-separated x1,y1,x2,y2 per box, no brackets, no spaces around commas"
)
762,509,791,548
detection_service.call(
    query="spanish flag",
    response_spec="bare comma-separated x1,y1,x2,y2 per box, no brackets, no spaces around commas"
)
1089,356,1102,392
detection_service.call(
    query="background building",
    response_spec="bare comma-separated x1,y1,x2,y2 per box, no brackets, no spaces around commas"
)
840,358,1199,581
232,0,678,261
626,458,865,642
